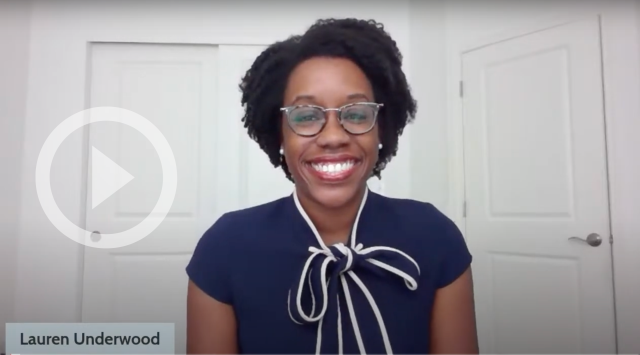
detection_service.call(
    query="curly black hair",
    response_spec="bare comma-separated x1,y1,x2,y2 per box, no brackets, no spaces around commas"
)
239,18,417,182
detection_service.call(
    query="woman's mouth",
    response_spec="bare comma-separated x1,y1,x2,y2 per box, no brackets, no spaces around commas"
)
305,158,360,182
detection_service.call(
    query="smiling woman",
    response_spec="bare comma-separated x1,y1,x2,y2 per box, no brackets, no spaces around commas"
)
185,18,479,355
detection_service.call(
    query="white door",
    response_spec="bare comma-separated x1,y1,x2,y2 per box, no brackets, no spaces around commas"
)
81,43,289,352
76,6,390,354
461,18,616,354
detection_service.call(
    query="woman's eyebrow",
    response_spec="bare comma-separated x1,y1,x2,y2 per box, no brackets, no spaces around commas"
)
290,93,371,106
290,95,316,105
346,93,370,101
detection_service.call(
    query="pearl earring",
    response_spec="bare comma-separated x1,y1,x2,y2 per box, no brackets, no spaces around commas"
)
279,147,284,155
378,143,383,150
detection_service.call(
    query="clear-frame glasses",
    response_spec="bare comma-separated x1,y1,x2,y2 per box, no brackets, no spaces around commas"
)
280,102,383,137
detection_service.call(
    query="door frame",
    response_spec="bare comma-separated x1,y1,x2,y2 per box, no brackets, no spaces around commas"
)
446,3,640,354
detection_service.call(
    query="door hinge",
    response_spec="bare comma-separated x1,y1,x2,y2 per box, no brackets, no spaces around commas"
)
463,201,467,218
609,234,613,244
459,81,464,97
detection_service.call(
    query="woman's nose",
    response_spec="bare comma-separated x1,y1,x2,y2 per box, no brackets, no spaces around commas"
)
316,111,350,148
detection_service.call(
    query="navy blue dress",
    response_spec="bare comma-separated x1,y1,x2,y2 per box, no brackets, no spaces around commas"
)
186,189,472,354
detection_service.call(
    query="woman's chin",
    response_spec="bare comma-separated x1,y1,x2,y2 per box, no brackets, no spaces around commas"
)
295,164,369,209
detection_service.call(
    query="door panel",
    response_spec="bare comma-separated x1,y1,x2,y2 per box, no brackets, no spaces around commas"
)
81,43,292,353
82,43,221,353
462,18,616,354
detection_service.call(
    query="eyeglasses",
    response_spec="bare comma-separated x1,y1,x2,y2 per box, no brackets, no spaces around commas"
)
280,102,383,137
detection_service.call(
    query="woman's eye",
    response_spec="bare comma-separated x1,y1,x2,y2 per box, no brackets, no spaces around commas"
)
344,112,367,121
293,114,317,122
291,108,323,123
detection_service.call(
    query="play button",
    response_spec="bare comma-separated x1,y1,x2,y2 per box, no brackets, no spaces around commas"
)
91,146,135,209
35,106,177,249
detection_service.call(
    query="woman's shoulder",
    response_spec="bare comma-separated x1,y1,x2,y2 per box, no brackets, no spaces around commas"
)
382,194,472,287
372,193,472,287
186,195,293,303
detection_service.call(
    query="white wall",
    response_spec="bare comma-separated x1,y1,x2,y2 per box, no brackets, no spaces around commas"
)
409,1,450,213
0,0,32,351
602,3,640,354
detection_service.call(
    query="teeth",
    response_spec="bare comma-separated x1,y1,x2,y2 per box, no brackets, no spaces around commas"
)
311,161,355,174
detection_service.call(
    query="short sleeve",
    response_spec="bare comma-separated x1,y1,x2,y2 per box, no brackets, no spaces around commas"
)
186,213,235,304
431,206,473,288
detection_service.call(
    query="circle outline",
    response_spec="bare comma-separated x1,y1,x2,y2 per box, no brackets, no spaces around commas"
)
35,107,177,249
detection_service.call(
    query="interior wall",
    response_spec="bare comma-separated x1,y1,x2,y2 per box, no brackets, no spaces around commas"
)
0,0,32,351
602,3,640,354
408,0,450,214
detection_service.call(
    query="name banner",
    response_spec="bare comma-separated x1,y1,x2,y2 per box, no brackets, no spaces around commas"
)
5,323,174,354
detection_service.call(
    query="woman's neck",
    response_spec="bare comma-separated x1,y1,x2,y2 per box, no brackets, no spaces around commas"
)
297,184,367,246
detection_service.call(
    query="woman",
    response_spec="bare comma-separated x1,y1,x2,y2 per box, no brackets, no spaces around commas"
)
186,18,478,355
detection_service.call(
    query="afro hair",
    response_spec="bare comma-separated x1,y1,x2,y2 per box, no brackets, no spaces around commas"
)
239,18,417,181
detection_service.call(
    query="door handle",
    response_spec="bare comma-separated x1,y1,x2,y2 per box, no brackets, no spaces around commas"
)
91,231,102,242
568,233,602,247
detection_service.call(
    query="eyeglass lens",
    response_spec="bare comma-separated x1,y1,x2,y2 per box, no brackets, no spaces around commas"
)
287,104,377,136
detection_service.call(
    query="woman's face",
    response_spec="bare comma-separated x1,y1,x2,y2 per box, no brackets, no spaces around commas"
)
281,57,380,209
